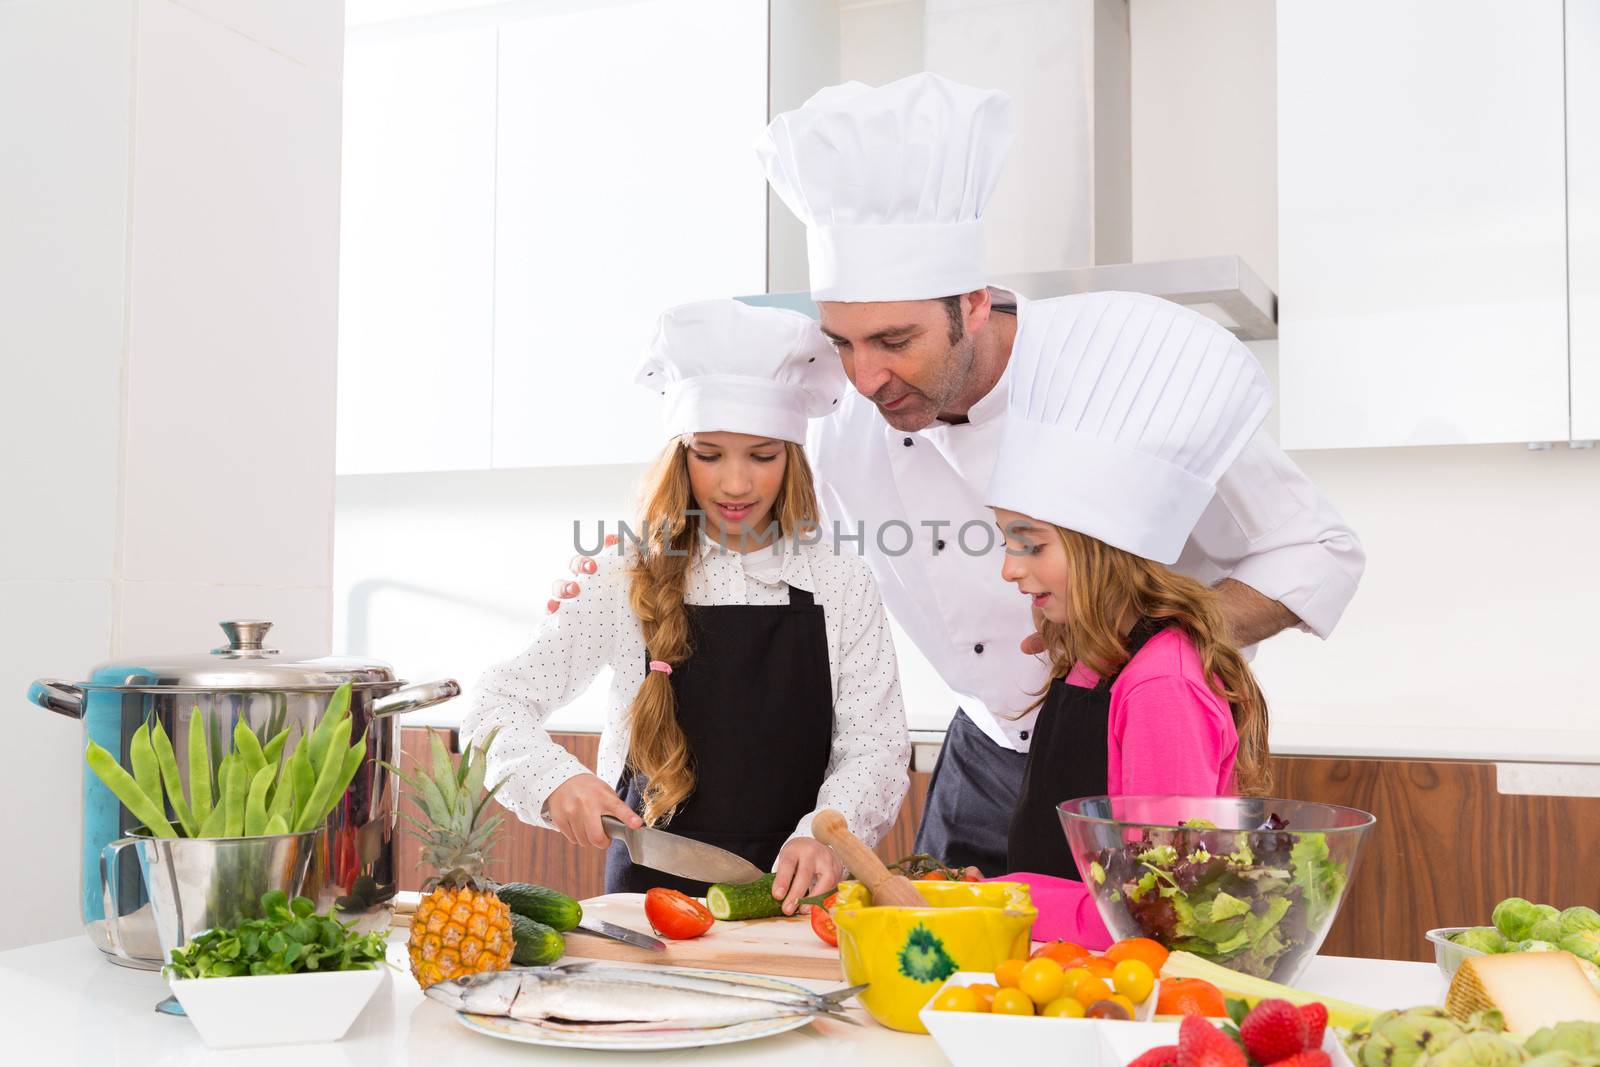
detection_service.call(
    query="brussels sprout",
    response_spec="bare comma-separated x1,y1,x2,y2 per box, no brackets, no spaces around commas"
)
1492,897,1546,940
1514,939,1560,953
1562,907,1600,938
1532,916,1569,943
1561,931,1600,964
1526,1020,1600,1057
1451,927,1508,954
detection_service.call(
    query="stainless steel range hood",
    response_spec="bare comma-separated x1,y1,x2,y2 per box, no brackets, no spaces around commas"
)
741,254,1278,342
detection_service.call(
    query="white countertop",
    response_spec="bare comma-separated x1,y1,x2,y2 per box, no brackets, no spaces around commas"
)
1,931,1444,1063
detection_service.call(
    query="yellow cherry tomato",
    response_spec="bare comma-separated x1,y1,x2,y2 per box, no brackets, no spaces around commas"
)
991,988,1035,1016
932,986,980,1013
967,983,999,1012
1105,993,1137,1017
1017,957,1067,1006
1040,996,1087,1018
1112,958,1156,1004
994,958,1028,989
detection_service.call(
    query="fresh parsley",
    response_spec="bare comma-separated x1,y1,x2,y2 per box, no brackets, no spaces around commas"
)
164,890,390,979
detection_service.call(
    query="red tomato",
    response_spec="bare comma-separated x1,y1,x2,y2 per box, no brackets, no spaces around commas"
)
809,893,838,947
643,888,714,940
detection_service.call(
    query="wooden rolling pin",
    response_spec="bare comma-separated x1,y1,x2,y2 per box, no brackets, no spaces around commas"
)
812,809,926,908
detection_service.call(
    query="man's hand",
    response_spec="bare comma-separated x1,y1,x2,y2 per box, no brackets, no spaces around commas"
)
1213,578,1299,647
546,535,617,613
771,837,843,915
545,772,643,847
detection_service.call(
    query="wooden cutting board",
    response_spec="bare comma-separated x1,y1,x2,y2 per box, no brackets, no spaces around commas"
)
562,893,844,980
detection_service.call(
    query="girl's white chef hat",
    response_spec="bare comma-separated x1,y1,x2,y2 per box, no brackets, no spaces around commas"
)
755,72,1014,303
987,292,1273,565
635,300,844,445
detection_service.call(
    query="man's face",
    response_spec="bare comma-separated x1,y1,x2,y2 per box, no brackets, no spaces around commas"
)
817,297,979,431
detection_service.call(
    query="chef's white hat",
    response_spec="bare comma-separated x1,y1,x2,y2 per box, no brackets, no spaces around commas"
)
987,293,1272,565
635,300,844,445
755,72,1014,303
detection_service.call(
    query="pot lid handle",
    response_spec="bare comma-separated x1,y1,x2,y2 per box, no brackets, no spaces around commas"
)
214,620,277,655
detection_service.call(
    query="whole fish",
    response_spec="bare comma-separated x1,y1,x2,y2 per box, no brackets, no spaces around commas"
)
425,963,865,1032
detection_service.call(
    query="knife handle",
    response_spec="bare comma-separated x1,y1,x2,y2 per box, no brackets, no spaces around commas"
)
599,815,628,841
811,810,925,908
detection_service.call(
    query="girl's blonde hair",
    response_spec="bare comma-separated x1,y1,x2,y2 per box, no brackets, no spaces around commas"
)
1032,526,1272,795
624,437,821,825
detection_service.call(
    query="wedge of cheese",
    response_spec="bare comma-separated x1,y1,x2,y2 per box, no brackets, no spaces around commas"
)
1445,952,1600,1032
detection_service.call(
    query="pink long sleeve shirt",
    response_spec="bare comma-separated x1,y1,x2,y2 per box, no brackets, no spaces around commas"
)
992,627,1241,947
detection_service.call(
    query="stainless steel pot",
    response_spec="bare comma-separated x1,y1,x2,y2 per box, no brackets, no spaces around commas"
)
29,619,459,970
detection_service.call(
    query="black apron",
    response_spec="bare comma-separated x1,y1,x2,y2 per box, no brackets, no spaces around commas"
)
914,709,1028,877
1006,619,1167,879
605,585,835,896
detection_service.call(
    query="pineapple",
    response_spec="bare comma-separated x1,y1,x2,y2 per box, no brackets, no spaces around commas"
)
388,728,514,989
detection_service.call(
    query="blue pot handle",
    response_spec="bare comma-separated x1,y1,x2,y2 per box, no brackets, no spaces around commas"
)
28,679,84,719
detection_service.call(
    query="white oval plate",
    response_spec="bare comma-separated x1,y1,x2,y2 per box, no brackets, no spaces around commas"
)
451,969,822,1052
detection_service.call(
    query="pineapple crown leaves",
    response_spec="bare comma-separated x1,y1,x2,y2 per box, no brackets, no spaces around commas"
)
379,726,512,887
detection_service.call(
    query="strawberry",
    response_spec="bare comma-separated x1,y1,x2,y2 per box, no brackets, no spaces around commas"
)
1126,1046,1179,1067
1178,1014,1248,1067
1270,1052,1331,1067
1298,1002,1329,1050
1239,999,1309,1065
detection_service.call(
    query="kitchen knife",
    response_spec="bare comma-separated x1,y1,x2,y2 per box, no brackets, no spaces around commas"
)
569,916,666,952
600,816,767,885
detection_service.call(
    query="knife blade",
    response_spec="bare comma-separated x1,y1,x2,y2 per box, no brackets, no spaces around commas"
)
600,816,767,884
569,916,666,952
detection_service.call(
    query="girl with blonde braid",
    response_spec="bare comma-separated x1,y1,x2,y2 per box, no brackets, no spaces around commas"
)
463,301,909,912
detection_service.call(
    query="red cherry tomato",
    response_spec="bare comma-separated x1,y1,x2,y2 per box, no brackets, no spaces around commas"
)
809,893,838,947
643,888,714,940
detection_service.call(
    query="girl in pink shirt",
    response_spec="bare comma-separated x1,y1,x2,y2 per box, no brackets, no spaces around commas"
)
981,291,1278,945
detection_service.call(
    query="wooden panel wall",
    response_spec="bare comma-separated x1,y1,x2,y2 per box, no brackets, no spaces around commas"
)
397,728,930,899
398,731,1600,963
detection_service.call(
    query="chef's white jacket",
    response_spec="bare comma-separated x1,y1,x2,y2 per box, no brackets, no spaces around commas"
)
805,294,1365,755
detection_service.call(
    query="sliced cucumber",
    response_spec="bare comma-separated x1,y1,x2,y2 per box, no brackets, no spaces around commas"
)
706,874,785,921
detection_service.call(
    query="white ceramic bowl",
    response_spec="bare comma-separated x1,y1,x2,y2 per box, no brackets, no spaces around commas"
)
168,967,386,1049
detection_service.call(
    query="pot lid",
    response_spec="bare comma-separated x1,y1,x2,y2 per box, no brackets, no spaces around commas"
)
81,621,399,691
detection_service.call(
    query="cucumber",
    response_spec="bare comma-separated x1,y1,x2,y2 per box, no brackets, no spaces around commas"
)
510,913,565,966
499,883,583,932
706,874,785,921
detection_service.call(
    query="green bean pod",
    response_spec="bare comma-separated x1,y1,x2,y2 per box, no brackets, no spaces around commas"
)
129,723,162,813
306,686,350,776
84,742,176,837
197,797,227,838
266,750,298,826
306,730,367,828
188,710,213,827
233,719,267,779
261,727,290,771
293,714,352,833
288,746,316,828
243,763,275,836
223,756,248,837
149,719,196,836
263,813,289,836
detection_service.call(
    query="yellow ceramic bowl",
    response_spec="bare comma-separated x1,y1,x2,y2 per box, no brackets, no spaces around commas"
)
833,880,1036,1033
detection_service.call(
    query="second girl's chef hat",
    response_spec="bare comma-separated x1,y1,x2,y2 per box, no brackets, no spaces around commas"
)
987,293,1273,565
755,72,1014,303
634,300,845,445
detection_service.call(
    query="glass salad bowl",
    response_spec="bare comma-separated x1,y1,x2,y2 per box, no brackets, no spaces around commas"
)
1059,796,1375,984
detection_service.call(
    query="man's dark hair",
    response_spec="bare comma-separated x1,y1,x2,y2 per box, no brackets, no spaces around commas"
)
939,295,964,344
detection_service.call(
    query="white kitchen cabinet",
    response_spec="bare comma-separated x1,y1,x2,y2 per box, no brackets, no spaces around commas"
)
1278,1,1572,449
1570,0,1600,443
337,27,497,475
489,0,767,468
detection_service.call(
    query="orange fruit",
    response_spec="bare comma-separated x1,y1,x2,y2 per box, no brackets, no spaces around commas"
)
1112,959,1156,1003
967,983,999,1012
1082,956,1116,980
995,958,1028,989
1017,958,1066,1006
991,988,1035,1016
1155,977,1228,1017
1104,937,1170,974
1030,940,1090,967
